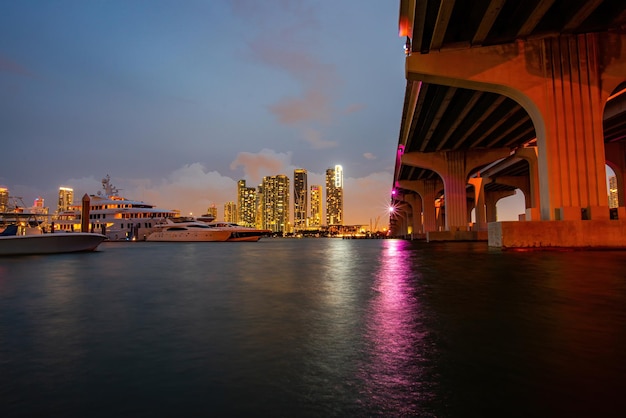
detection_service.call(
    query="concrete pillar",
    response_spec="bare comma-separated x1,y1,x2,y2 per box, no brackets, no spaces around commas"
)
606,142,626,208
396,178,443,233
468,177,487,230
485,190,516,222
405,32,626,222
404,193,423,235
402,148,509,231
513,147,541,220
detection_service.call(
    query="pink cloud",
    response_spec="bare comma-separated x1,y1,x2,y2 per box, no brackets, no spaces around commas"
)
269,89,332,125
229,149,293,184
303,128,336,149
0,55,34,77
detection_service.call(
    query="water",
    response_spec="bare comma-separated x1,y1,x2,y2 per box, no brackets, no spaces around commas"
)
1,239,625,417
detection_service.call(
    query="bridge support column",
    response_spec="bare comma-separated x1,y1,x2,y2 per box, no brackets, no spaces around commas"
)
402,148,510,231
606,142,626,219
396,178,442,233
468,177,487,230
404,32,626,247
403,193,423,236
486,190,516,222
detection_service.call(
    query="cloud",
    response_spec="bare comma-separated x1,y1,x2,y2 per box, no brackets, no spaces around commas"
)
269,89,331,125
229,149,293,184
63,165,238,218
303,128,337,149
363,152,376,160
0,55,34,77
232,1,344,147
344,103,366,114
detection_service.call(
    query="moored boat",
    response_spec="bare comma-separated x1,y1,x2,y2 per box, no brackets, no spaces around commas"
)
204,221,271,242
0,223,106,256
145,218,231,242
53,175,178,241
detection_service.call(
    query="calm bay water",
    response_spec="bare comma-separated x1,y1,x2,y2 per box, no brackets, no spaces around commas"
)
1,238,625,417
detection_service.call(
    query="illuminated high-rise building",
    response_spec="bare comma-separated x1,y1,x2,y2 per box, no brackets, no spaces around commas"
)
609,176,619,209
310,185,322,228
206,204,217,220
0,187,8,213
256,184,264,229
262,174,289,234
58,187,74,213
31,196,48,214
293,169,308,231
237,180,257,227
325,165,343,225
224,201,237,223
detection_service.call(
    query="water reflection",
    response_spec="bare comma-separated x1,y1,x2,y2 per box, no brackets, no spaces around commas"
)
360,239,433,416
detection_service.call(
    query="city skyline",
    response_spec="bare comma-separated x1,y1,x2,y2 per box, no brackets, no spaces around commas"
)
0,1,406,226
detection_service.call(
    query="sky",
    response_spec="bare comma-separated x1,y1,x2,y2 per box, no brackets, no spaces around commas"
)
0,0,527,226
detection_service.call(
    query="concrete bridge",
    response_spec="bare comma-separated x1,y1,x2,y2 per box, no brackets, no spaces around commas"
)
391,0,626,248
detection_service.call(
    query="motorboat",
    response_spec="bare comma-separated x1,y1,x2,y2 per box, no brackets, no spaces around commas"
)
53,175,179,241
145,218,232,242
0,222,106,256
203,221,271,242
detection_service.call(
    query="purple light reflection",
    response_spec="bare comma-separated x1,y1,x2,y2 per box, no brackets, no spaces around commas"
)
358,239,432,414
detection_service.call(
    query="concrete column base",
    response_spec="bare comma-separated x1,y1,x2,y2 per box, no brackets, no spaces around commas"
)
427,230,488,242
588,205,610,220
525,207,540,221
557,206,582,221
488,220,626,248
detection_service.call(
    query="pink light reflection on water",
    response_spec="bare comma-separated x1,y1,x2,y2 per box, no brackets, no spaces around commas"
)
359,239,433,415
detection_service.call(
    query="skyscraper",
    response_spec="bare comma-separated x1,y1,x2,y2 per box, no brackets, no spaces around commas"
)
325,165,343,225
609,176,619,209
262,174,290,234
224,201,237,223
58,187,74,213
310,185,322,228
237,180,257,227
0,187,8,213
206,204,217,220
293,169,308,231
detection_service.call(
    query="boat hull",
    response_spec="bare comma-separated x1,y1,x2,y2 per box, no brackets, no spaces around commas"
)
0,233,107,256
145,229,231,242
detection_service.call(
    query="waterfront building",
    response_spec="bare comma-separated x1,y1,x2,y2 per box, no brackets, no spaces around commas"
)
57,187,74,213
261,174,289,234
609,176,618,209
294,169,308,231
255,185,264,229
206,204,217,220
237,180,257,228
224,201,237,223
0,187,8,213
325,165,344,226
310,185,322,228
31,197,48,215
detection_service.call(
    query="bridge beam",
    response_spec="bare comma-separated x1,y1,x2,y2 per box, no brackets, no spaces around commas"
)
406,32,626,222
396,178,443,233
402,148,510,230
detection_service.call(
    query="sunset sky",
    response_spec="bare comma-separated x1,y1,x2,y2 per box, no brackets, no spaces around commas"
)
0,0,526,225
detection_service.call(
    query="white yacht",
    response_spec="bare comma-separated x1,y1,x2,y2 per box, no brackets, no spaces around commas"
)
53,175,179,241
204,221,271,242
145,218,231,242
0,213,106,256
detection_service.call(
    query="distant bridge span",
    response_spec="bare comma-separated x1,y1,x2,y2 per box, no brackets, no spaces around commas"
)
391,0,626,248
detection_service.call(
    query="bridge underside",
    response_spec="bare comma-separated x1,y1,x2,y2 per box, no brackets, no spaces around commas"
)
393,0,626,248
